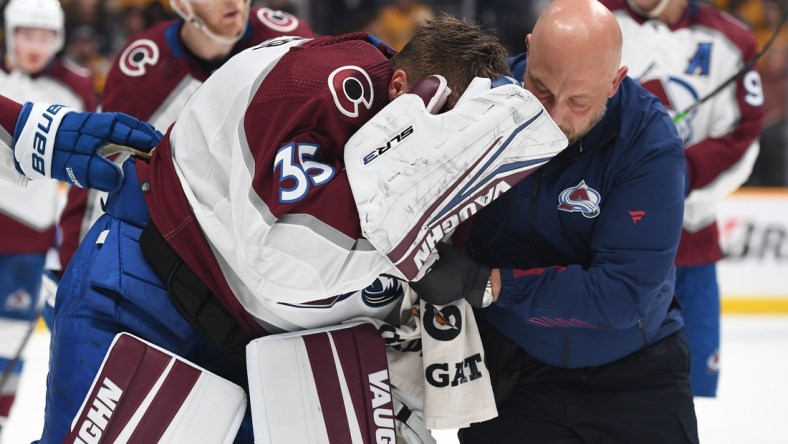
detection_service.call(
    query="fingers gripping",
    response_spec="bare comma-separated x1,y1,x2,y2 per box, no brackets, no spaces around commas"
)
53,111,161,192
53,113,123,191
113,113,161,149
59,112,160,152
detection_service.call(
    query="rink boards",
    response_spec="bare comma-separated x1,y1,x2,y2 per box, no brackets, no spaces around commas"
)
718,188,788,313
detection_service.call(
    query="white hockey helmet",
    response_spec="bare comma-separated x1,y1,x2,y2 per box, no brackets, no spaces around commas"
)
4,0,65,60
170,0,252,45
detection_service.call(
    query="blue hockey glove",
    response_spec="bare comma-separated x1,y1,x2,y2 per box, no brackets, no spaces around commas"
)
13,102,162,192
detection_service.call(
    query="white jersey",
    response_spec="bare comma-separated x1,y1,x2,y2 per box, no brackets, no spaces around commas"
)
0,124,22,187
604,0,764,265
58,9,314,270
139,34,402,335
0,60,93,253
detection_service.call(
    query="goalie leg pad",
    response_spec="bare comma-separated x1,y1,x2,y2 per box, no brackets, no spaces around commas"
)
65,332,247,444
247,322,396,444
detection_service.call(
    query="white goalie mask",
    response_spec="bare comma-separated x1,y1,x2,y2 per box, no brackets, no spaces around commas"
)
4,0,65,65
170,0,252,45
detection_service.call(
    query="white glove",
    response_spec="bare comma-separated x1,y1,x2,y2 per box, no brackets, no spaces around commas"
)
345,77,568,280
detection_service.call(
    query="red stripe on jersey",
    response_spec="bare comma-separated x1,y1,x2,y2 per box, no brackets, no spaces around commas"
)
514,266,566,278
0,95,22,140
0,213,55,254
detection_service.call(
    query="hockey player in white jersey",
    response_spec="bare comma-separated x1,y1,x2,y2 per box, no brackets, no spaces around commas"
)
58,0,314,274
602,0,764,397
0,0,97,429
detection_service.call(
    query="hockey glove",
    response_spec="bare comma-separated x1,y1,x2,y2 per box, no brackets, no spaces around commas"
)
410,242,492,308
345,77,566,280
13,102,162,193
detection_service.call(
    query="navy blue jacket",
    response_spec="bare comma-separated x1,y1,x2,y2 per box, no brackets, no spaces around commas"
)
468,56,686,368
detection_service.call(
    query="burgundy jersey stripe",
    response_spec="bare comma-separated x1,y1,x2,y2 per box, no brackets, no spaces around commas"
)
302,333,353,443
514,266,566,278
0,394,14,417
129,360,201,442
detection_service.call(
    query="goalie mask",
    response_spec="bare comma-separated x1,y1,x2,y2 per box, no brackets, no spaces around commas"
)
4,0,64,73
170,0,252,46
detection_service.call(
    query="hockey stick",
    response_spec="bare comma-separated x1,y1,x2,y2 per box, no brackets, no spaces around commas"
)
0,307,43,431
98,143,153,161
673,10,787,123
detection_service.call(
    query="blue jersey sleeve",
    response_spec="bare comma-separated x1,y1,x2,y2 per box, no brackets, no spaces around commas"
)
495,110,685,331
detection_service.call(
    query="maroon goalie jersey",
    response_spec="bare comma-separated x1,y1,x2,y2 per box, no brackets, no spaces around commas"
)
137,34,400,335
59,8,314,270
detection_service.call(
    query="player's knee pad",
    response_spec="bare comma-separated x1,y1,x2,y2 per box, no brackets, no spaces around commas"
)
246,322,398,444
64,332,247,444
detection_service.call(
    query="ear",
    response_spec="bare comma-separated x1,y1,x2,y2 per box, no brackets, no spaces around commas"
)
608,66,629,98
525,33,532,51
388,69,410,101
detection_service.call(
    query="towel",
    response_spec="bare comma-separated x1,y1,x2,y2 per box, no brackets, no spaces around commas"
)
350,286,498,433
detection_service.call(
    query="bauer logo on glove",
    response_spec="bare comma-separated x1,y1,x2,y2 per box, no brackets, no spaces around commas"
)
13,101,162,193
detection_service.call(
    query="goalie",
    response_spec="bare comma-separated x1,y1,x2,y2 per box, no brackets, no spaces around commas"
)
15,16,566,444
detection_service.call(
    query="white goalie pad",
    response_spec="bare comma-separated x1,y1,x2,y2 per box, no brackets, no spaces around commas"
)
65,333,247,444
247,322,396,444
344,78,567,280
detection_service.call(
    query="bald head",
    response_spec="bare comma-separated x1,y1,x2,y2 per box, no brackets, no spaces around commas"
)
523,0,628,144
531,0,623,78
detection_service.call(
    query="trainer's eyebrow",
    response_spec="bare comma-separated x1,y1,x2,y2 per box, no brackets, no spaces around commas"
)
529,73,550,92
530,72,595,101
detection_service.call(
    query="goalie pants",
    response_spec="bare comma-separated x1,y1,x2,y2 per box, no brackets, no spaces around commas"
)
36,161,253,443
459,319,699,444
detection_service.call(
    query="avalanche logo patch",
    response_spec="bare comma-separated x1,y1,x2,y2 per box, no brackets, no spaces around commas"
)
635,62,699,143
557,180,601,218
4,289,32,313
328,66,374,118
119,39,159,77
256,7,300,33
361,276,402,307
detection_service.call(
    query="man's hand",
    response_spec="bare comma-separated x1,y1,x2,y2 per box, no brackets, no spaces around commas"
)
410,242,492,308
13,102,162,192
